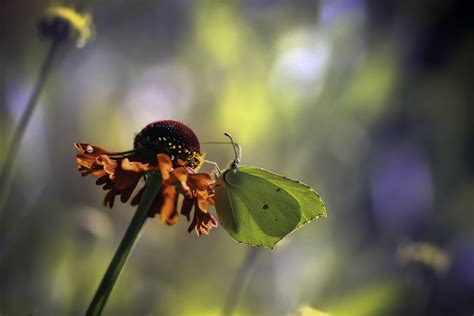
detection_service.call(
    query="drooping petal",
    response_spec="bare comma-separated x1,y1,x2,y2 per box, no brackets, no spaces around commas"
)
104,189,120,208
120,178,140,203
191,197,218,236
102,180,115,191
196,189,211,212
172,167,189,182
165,207,179,225
121,158,150,172
180,197,194,221
95,175,109,185
158,185,179,224
171,167,190,193
96,155,118,176
187,173,214,190
147,182,179,224
185,190,218,237
187,209,198,233
78,165,104,177
131,186,146,206
111,169,141,190
157,154,173,180
76,155,97,169
75,144,149,209
74,143,113,155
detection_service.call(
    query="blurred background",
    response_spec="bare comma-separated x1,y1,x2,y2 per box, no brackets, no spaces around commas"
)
1,0,473,315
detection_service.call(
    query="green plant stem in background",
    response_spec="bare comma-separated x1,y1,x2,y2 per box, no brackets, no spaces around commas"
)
0,40,61,216
86,174,162,316
221,247,261,316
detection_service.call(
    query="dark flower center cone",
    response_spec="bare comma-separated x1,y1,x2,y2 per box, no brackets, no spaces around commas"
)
133,120,203,170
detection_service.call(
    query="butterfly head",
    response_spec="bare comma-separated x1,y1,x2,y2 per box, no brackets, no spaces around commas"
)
230,158,240,169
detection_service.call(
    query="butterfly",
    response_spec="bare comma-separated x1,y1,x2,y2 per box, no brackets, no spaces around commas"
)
212,134,327,249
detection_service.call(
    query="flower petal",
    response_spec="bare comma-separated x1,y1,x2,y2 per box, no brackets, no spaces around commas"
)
131,186,145,206
96,175,109,186
96,155,117,176
180,197,194,221
172,167,189,182
187,173,214,190
187,196,218,236
196,189,211,212
76,155,97,169
158,185,178,224
157,154,173,180
165,208,179,225
120,178,140,203
104,189,120,208
121,158,150,172
170,167,190,193
74,143,112,155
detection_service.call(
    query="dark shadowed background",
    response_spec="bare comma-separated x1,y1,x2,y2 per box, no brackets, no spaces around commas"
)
1,0,473,315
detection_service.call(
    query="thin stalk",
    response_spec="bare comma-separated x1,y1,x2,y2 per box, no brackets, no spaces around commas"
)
0,40,61,216
221,247,261,316
86,174,162,316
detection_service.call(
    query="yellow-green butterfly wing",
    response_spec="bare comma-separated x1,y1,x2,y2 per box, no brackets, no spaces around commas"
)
214,166,326,248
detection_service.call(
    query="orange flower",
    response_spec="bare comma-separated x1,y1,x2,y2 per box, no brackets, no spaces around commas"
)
133,154,217,235
74,143,154,208
74,120,217,236
181,170,217,236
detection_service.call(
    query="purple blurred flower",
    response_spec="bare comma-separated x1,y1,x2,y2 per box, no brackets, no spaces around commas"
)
370,142,433,236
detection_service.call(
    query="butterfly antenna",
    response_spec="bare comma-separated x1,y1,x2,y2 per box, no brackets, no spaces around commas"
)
224,133,241,168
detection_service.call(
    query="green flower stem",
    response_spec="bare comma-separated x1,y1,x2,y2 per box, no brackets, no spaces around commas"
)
86,174,162,316
0,40,61,216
